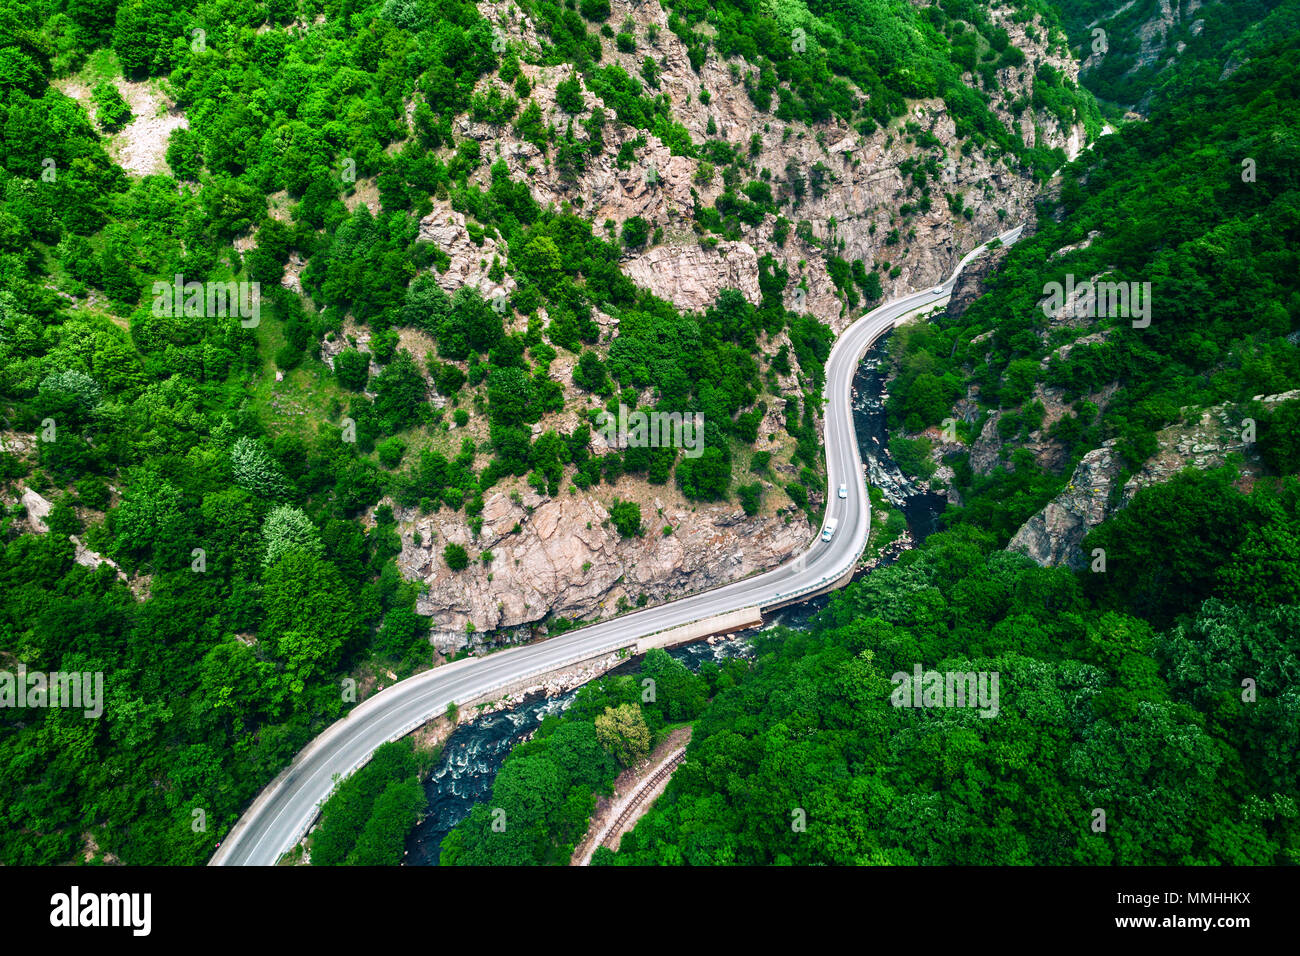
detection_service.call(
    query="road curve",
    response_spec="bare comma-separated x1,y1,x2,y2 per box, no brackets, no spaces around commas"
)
210,225,1023,866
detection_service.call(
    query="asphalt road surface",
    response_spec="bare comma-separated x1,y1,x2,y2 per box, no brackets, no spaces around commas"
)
210,225,1023,866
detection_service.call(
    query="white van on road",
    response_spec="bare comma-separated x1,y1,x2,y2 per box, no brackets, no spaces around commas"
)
838,483,847,499
821,518,838,542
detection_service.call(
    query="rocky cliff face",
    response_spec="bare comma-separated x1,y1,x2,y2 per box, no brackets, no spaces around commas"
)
399,487,808,654
468,0,1089,332
1007,389,1299,568
1078,0,1209,113
378,0,1092,645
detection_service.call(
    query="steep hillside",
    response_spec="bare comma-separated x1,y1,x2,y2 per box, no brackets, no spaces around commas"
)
880,25,1300,550
0,0,1096,864
2,0,1100,654
383,0,1101,645
574,17,1300,870
1058,0,1298,112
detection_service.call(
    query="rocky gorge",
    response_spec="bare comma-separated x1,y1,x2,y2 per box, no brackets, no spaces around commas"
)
357,2,1096,651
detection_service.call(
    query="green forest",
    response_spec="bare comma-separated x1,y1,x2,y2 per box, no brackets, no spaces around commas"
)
307,737,433,865
1,0,1297,870
445,4,1300,867
0,0,851,863
602,472,1300,864
885,26,1300,541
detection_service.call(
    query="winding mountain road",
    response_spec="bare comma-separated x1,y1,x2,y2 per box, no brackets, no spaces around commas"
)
210,225,1023,866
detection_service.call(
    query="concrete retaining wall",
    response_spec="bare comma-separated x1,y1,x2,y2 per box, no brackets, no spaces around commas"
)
635,606,764,653
455,650,627,716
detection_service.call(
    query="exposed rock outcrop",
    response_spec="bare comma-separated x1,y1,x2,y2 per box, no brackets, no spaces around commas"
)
399,486,809,654
10,486,145,595
379,0,1091,642
455,0,1089,334
1006,441,1121,569
417,206,516,300
1008,389,1300,568
621,240,763,313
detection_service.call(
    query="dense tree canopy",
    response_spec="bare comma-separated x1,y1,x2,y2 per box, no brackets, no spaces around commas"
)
602,507,1300,865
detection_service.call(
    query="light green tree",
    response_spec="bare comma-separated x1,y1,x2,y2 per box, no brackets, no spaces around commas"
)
262,504,325,567
231,436,291,498
594,703,650,767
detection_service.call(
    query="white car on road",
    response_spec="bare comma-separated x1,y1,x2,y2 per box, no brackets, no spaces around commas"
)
838,483,847,499
212,225,1028,867
931,285,945,294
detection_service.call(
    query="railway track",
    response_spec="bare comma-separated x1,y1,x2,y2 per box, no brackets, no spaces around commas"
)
213,227,1023,866
602,748,688,851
